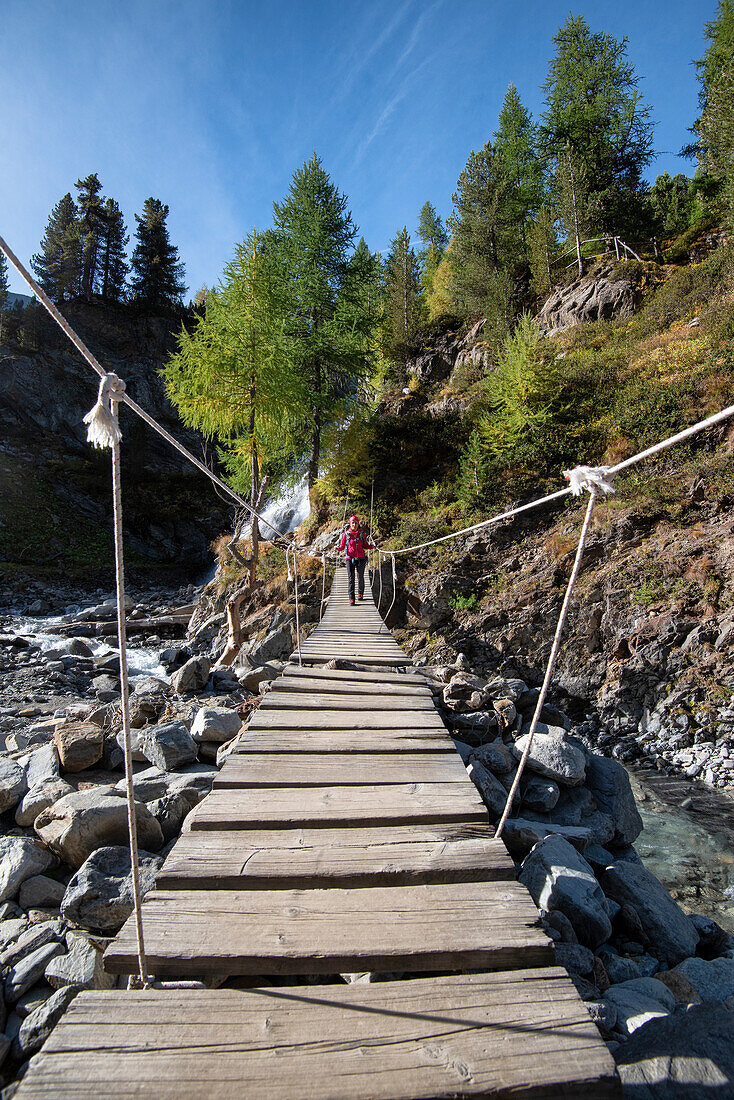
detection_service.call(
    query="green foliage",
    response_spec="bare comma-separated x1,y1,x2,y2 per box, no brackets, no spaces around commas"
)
696,1,734,226
380,227,424,375
99,198,129,302
649,172,696,239
528,204,560,295
448,591,478,612
0,251,8,311
75,173,105,300
130,197,186,310
448,142,511,317
493,84,544,265
316,407,376,502
31,192,80,303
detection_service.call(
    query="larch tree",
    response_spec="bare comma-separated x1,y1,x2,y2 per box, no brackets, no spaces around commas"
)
0,251,9,311
75,174,105,299
416,201,448,297
541,14,654,264
130,198,186,310
99,198,129,302
696,0,734,223
271,154,372,505
31,193,80,302
381,227,423,373
493,84,544,265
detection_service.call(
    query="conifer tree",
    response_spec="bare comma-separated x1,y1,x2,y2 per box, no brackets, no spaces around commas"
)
416,201,448,296
696,1,734,223
99,198,129,302
541,15,653,244
493,84,543,264
0,251,9,312
649,173,694,238
528,204,559,295
31,193,80,302
130,198,186,310
381,227,423,372
271,154,372,502
75,173,105,299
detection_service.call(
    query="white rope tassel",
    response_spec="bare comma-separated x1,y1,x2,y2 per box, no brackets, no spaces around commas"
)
83,373,126,449
495,486,599,841
563,464,615,497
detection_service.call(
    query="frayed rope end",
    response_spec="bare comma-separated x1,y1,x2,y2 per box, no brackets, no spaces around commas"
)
83,373,126,449
563,464,615,497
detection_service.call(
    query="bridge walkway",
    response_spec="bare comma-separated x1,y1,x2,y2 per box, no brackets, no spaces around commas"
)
18,566,620,1098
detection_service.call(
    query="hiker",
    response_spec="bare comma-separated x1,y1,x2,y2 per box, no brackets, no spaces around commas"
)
338,515,375,605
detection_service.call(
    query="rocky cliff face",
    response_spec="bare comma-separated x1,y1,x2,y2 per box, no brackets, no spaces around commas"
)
0,301,228,582
538,262,641,334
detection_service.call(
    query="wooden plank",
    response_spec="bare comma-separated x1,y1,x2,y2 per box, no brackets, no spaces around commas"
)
274,676,432,697
157,824,508,889
233,731,455,753
259,692,435,711
215,753,470,788
281,665,426,686
17,973,621,1099
104,881,553,976
247,710,446,730
191,782,488,830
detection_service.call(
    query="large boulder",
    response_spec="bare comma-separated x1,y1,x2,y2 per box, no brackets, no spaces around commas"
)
247,625,293,665
673,957,734,1002
23,743,60,788
13,986,79,1059
15,778,74,827
170,656,211,694
19,874,66,910
466,759,514,819
140,721,198,770
53,722,104,772
511,728,586,787
44,638,93,659
45,931,115,991
603,977,675,1036
113,763,217,803
60,845,162,934
190,706,242,744
616,1002,734,1096
600,860,699,967
0,757,28,813
519,835,612,948
585,755,643,846
0,836,56,903
34,787,163,867
5,940,66,1004
538,263,640,334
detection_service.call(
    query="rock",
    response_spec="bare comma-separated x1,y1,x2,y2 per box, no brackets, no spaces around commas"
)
545,910,577,943
15,778,75,827
45,931,115,991
115,726,148,762
13,985,78,1058
190,706,242,744
19,875,66,910
466,759,514,819
511,729,586,787
674,957,734,1002
585,755,643,846
604,977,675,1036
448,711,499,735
170,655,211,694
501,818,595,861
600,861,699,967
60,845,162,934
470,739,514,775
586,1000,617,1040
689,913,730,957
147,790,199,841
23,743,60,788
655,969,703,1004
53,723,104,772
521,775,560,812
554,942,595,977
615,1002,734,1096
160,646,191,672
247,625,293,665
5,940,65,1003
597,946,654,984
519,835,612,949
237,664,279,693
34,788,164,867
141,721,197,771
113,763,217,803
0,918,28,948
44,638,93,660
0,837,56,903
538,263,640,334
0,757,28,813
15,984,51,1019
1,921,65,968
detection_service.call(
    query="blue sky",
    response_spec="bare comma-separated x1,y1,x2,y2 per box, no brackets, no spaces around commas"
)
1,0,711,297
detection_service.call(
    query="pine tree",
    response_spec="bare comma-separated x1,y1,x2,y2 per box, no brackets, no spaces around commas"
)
0,251,9,311
31,193,80,302
99,198,129,302
648,173,694,238
696,1,734,223
75,174,105,299
493,85,544,265
271,154,372,503
381,227,423,372
130,198,186,310
416,201,448,296
528,204,559,295
541,15,654,244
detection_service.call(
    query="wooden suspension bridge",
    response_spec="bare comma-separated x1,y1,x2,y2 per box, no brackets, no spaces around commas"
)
18,566,620,1098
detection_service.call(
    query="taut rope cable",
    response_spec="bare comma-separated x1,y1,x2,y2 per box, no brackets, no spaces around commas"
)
379,553,397,634
494,485,599,840
376,549,384,613
320,552,327,621
291,548,303,667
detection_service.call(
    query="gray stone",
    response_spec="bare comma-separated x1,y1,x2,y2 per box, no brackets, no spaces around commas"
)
0,921,65,969
598,946,654,984
13,985,78,1058
23,743,60,788
554,942,595,977
190,706,242,744
0,918,28,949
0,837,56,903
512,729,586,787
34,787,163,868
15,777,75,827
519,835,612,948
585,754,643,846
466,759,514,819
237,664,279,693
586,1000,617,1040
115,726,148,762
5,940,65,1003
0,1032,10,1069
61,845,162,934
45,931,115,990
147,789,199,841
170,656,211,694
113,763,217,803
604,977,675,1036
502,818,595,861
522,775,560,812
18,875,66,910
674,957,734,1001
600,860,699,967
0,757,28,813
469,739,513,775
141,720,197,771
53,722,104,772
615,1002,734,1096
44,638,93,659
15,984,51,1019
247,625,292,665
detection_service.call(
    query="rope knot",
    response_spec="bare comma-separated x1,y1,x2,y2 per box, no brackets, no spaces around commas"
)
563,464,615,497
83,372,126,449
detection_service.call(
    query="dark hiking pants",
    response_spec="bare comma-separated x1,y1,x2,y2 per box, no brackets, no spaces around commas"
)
346,556,367,601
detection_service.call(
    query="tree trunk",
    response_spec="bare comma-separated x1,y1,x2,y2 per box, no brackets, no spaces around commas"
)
567,148,583,278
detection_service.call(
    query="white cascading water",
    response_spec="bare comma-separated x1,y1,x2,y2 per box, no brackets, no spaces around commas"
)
247,475,311,539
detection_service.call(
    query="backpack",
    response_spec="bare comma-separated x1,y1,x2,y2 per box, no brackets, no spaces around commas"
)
346,529,366,558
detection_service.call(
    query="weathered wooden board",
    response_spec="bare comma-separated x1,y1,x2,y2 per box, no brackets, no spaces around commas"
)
273,675,432,698
214,752,470,788
233,731,455,753
17,973,621,1099
104,881,553,976
191,782,488,830
157,824,508,890
247,709,446,730
281,664,426,686
258,692,434,711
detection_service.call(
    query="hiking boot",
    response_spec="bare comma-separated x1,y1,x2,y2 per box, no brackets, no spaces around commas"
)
349,599,355,605
357,594,364,600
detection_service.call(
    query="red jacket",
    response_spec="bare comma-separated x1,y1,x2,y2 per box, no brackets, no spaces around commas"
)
339,527,374,558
